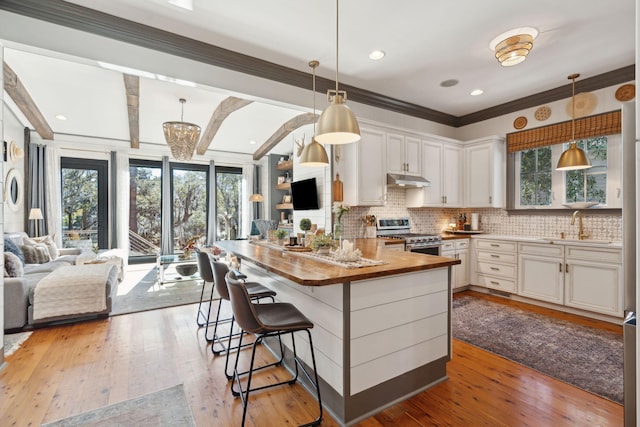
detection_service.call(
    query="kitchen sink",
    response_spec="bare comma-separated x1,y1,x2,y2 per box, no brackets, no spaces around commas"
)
535,237,619,246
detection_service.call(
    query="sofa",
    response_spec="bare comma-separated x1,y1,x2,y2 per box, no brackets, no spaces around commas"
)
3,231,119,331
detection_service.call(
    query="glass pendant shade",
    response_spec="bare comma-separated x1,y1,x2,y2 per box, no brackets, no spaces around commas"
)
316,93,361,144
300,138,329,166
163,98,200,161
556,142,592,170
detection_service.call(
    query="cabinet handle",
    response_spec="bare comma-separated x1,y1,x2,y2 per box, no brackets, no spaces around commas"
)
490,254,499,258
559,263,562,272
490,281,500,285
490,244,500,248
490,267,500,271
444,195,447,204
565,263,569,273
489,196,492,204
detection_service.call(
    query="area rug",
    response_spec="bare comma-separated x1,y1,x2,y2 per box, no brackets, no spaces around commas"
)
112,264,211,315
3,331,32,357
41,384,196,426
452,295,623,404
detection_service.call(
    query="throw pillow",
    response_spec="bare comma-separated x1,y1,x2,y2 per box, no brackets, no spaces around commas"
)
24,235,60,260
20,244,51,264
4,238,25,265
4,251,24,277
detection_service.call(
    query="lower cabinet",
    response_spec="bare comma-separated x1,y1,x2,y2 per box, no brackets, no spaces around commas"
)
442,239,469,289
518,243,564,304
473,239,517,293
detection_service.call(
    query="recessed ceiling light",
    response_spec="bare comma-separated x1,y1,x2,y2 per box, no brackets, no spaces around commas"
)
55,114,67,121
368,50,385,60
470,89,484,96
157,74,197,87
168,0,193,11
440,79,459,88
249,140,256,145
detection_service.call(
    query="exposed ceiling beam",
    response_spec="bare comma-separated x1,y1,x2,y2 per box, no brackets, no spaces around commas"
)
123,74,140,149
196,96,252,155
253,113,317,160
3,61,54,140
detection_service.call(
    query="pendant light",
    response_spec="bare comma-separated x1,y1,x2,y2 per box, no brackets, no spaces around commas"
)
556,74,592,170
163,98,200,161
300,60,330,167
315,0,361,145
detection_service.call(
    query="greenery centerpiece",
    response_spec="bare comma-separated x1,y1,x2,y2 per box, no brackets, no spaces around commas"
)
332,202,350,239
274,228,289,245
309,233,337,254
299,218,312,232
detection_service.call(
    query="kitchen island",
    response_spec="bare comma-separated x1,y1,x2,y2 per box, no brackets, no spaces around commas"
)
215,238,460,426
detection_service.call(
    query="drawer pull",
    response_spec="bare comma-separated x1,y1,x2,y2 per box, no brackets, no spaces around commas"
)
490,281,500,285
490,244,500,247
490,254,500,258
490,267,500,271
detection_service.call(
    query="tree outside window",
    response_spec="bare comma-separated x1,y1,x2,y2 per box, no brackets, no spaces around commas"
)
519,146,552,206
564,136,608,204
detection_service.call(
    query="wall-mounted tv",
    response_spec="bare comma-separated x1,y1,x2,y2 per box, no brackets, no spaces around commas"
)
290,177,320,210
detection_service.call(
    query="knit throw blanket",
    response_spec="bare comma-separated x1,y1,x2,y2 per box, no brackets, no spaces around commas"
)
33,264,112,320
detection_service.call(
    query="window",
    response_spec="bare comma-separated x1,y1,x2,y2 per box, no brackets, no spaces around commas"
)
129,159,162,257
513,135,621,209
216,166,244,240
171,164,209,251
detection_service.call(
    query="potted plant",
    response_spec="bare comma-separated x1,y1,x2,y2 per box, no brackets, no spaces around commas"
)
274,229,289,246
299,218,312,232
309,233,336,254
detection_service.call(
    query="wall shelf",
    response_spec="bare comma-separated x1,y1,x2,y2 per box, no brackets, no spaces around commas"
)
276,182,291,190
276,160,293,171
276,203,293,210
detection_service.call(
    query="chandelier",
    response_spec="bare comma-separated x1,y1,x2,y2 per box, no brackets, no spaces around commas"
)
163,98,200,161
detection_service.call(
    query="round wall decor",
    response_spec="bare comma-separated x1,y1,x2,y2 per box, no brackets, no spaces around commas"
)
513,116,527,130
566,92,597,118
534,106,551,121
615,83,635,102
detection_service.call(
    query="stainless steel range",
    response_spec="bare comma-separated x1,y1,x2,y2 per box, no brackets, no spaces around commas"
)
376,217,442,256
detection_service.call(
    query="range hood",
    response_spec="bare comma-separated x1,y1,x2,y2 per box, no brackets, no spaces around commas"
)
386,173,431,188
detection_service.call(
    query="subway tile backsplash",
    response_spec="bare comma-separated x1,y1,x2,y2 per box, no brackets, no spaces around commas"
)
339,188,622,242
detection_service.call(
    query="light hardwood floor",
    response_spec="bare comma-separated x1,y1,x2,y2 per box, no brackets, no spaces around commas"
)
0,291,623,426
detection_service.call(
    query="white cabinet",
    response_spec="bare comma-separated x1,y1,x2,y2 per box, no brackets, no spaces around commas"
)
518,242,565,304
517,242,623,316
564,245,623,317
341,127,386,206
386,133,421,176
473,239,517,293
441,239,469,289
406,140,461,207
464,137,505,208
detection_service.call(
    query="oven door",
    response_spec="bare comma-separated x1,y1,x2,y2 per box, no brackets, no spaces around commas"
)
407,244,441,256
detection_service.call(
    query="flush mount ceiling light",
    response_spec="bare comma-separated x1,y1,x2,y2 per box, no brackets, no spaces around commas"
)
163,98,200,161
316,0,361,145
556,73,592,171
368,50,385,60
55,114,67,121
490,27,538,67
300,60,330,167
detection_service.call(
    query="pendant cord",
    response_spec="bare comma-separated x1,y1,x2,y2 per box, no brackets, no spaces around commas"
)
571,76,575,142
335,0,339,93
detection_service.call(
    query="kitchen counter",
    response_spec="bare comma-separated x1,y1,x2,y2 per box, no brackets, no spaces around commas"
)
214,237,456,425
216,238,459,286
470,234,622,248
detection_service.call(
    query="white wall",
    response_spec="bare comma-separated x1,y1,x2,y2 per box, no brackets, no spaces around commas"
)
3,103,26,232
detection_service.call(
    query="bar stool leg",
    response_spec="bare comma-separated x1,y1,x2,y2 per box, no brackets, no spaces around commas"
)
196,280,209,326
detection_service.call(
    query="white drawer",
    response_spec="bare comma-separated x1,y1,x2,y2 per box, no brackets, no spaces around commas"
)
475,240,517,253
455,239,469,250
441,241,455,251
565,246,622,263
518,242,564,257
476,261,517,279
476,274,516,293
476,250,517,264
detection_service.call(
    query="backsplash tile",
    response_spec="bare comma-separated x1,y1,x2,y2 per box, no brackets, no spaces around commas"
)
339,188,622,242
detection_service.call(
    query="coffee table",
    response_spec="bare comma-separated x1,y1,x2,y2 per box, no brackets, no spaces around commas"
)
157,254,201,285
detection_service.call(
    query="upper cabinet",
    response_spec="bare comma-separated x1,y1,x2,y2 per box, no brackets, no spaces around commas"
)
386,133,422,176
406,139,461,207
464,137,506,208
340,127,387,206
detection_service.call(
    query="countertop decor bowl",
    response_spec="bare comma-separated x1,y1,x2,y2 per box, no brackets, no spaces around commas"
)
176,263,198,277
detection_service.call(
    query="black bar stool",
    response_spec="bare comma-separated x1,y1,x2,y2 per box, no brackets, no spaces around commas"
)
206,254,276,378
225,271,323,427
195,248,221,327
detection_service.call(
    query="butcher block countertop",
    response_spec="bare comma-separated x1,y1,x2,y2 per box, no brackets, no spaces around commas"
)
215,238,460,287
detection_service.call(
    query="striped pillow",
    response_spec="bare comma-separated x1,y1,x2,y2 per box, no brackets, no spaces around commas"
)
20,244,51,264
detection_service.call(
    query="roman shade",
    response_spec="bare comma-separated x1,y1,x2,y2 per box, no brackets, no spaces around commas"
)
506,110,621,153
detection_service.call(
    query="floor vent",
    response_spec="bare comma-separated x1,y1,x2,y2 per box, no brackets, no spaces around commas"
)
488,289,512,298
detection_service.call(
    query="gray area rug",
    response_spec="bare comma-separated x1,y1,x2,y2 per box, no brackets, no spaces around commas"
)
452,295,623,404
112,265,211,315
42,384,196,427
3,331,32,357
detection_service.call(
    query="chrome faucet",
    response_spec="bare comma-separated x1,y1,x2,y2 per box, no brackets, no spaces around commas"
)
570,210,590,240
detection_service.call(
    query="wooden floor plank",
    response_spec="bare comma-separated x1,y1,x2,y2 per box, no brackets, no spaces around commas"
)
0,292,623,426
